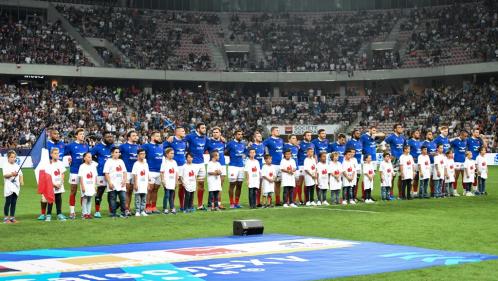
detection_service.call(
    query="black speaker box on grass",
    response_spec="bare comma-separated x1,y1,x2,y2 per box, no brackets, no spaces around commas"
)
233,219,264,236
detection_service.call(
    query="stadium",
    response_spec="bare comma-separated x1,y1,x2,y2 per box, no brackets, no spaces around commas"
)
0,0,498,280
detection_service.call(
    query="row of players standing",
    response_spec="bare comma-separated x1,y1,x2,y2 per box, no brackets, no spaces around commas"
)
38,123,486,219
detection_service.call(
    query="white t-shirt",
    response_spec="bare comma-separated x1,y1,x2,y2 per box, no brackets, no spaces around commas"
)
46,160,66,194
160,158,178,190
362,162,375,190
304,157,317,186
316,162,330,190
181,163,198,192
445,158,455,183
2,162,22,197
399,154,414,180
103,158,126,191
476,155,488,179
207,161,222,191
433,154,445,180
342,158,357,187
379,161,394,187
132,160,149,194
78,163,97,197
280,158,297,187
328,161,342,190
417,154,431,180
261,164,275,194
244,159,261,188
463,159,476,183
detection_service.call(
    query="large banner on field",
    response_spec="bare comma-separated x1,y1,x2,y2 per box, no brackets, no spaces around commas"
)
266,124,341,135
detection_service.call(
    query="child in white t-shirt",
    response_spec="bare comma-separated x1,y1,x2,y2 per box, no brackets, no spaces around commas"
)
245,148,261,209
303,148,317,206
261,155,275,207
444,150,455,197
379,152,394,201
207,151,223,211
432,144,445,198
103,147,127,217
46,147,66,221
329,152,342,204
3,150,23,224
399,145,415,200
316,152,330,205
280,149,297,208
476,146,488,195
342,149,358,205
463,151,476,196
417,147,431,199
132,148,149,216
362,154,375,203
181,153,197,212
78,152,97,219
160,148,178,214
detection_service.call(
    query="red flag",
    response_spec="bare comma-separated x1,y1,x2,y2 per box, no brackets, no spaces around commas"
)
37,170,55,203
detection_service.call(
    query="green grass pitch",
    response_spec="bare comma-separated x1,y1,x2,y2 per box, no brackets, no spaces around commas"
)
1,167,497,281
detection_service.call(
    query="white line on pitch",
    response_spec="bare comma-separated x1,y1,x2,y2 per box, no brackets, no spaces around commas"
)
212,207,379,214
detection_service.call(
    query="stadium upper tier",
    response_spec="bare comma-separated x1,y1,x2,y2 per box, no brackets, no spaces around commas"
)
1,1,497,74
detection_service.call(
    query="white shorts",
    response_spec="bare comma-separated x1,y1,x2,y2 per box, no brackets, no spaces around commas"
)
228,166,244,182
193,163,206,180
69,173,79,185
455,162,464,171
97,176,107,187
298,166,305,177
126,172,135,185
271,164,282,181
413,164,419,173
149,172,161,185
220,165,227,176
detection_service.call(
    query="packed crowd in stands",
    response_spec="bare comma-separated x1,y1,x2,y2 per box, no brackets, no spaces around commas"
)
1,80,497,150
0,11,91,66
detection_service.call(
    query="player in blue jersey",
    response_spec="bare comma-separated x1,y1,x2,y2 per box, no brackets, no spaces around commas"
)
206,127,227,209
407,129,422,197
142,131,163,214
312,129,329,158
90,132,115,218
226,130,246,208
64,128,90,219
38,129,66,221
467,128,485,191
184,123,208,210
263,127,284,205
329,133,346,163
346,129,363,201
434,126,451,153
297,131,314,204
451,130,468,196
422,131,437,196
164,126,187,210
249,131,265,206
383,124,406,199
119,130,140,215
359,126,385,200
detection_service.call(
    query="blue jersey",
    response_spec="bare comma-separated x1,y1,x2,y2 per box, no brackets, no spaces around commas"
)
297,141,315,166
250,142,265,168
434,135,450,153
226,140,246,167
422,140,437,163
64,141,90,174
312,138,329,157
142,142,164,172
329,142,346,163
385,133,406,158
345,138,363,164
360,133,377,161
467,137,483,160
284,143,299,164
163,137,187,166
46,140,65,160
119,142,139,172
451,138,467,163
263,137,284,165
206,138,226,166
185,132,207,164
407,138,422,163
91,142,114,176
